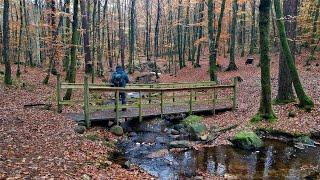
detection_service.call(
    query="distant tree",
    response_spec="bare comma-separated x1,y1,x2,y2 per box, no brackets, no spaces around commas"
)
3,0,12,85
208,0,217,81
128,0,136,74
249,0,257,55
274,0,314,110
307,0,320,64
117,0,125,68
227,0,238,71
154,0,161,78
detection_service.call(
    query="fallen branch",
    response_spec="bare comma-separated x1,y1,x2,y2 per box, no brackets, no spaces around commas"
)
205,124,239,144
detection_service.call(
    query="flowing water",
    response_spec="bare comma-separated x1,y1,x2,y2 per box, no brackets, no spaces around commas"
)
111,119,320,179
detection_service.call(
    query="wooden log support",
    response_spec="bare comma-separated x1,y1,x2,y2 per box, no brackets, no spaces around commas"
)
115,90,120,125
189,90,193,115
160,90,164,118
233,77,237,111
139,90,142,122
56,74,62,113
84,75,91,128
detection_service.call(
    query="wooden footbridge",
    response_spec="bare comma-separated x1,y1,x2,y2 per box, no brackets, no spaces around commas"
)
57,75,237,127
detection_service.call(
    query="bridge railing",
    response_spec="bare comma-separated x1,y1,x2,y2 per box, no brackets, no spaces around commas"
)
57,75,237,127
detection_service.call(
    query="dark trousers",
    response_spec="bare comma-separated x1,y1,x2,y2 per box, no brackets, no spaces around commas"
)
119,92,126,104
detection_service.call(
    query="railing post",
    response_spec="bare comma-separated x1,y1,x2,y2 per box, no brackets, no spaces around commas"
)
56,73,62,113
172,92,175,102
212,89,216,115
189,90,193,115
139,90,142,122
115,89,120,125
160,90,164,118
84,75,91,128
233,77,237,111
149,85,152,104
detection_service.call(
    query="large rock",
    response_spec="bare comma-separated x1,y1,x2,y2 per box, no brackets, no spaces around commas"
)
169,140,191,149
110,125,124,136
182,115,208,141
231,131,263,150
188,123,208,141
74,125,86,134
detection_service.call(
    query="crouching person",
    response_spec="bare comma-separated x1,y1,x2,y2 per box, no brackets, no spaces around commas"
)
111,65,129,111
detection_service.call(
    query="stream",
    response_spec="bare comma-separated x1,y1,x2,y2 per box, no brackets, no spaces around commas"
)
111,118,320,179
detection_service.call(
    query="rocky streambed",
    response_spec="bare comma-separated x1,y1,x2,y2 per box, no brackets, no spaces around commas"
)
110,117,320,179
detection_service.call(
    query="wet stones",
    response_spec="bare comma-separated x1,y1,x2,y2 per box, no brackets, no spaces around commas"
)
169,140,191,149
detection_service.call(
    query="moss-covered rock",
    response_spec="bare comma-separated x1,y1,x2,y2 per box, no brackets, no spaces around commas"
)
110,125,124,136
294,135,315,146
182,115,203,127
231,131,263,150
182,115,208,141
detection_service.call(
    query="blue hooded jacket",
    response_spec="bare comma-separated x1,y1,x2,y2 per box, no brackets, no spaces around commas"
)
111,66,129,87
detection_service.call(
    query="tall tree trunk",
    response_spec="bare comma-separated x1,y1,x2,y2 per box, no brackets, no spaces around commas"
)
194,1,204,68
240,2,246,57
129,0,136,74
227,0,238,71
249,0,257,55
253,0,276,122
80,0,93,75
154,0,161,78
274,0,314,110
3,0,12,85
208,0,217,81
116,0,125,68
177,0,185,69
276,0,298,103
64,0,80,100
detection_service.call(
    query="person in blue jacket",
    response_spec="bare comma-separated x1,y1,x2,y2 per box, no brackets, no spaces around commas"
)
111,65,129,108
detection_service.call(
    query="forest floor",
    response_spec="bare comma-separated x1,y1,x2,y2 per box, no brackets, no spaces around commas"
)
0,51,319,179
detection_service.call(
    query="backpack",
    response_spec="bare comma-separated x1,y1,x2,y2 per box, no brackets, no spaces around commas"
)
113,72,124,87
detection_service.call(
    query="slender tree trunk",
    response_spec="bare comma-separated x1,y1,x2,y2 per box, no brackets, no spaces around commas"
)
274,0,314,110
177,0,185,69
64,0,79,100
208,0,217,81
276,0,298,103
80,0,93,75
249,0,257,55
129,0,136,74
253,0,276,122
227,0,238,71
3,0,12,85
194,1,204,68
154,0,161,78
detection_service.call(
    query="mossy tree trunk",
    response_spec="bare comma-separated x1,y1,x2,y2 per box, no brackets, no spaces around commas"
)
64,0,79,100
276,0,298,103
227,0,238,71
274,0,314,110
3,0,12,85
253,0,276,122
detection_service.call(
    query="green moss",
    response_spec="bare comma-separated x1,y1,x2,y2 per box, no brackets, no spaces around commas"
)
251,112,277,123
231,131,263,150
183,115,203,127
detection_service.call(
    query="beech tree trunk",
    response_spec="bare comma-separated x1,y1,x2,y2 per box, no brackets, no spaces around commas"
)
3,0,12,85
208,0,217,81
227,0,238,71
64,0,79,100
276,0,298,103
274,0,314,110
254,0,276,122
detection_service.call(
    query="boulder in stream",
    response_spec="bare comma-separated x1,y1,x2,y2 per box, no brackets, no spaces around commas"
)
230,131,263,150
182,115,208,141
